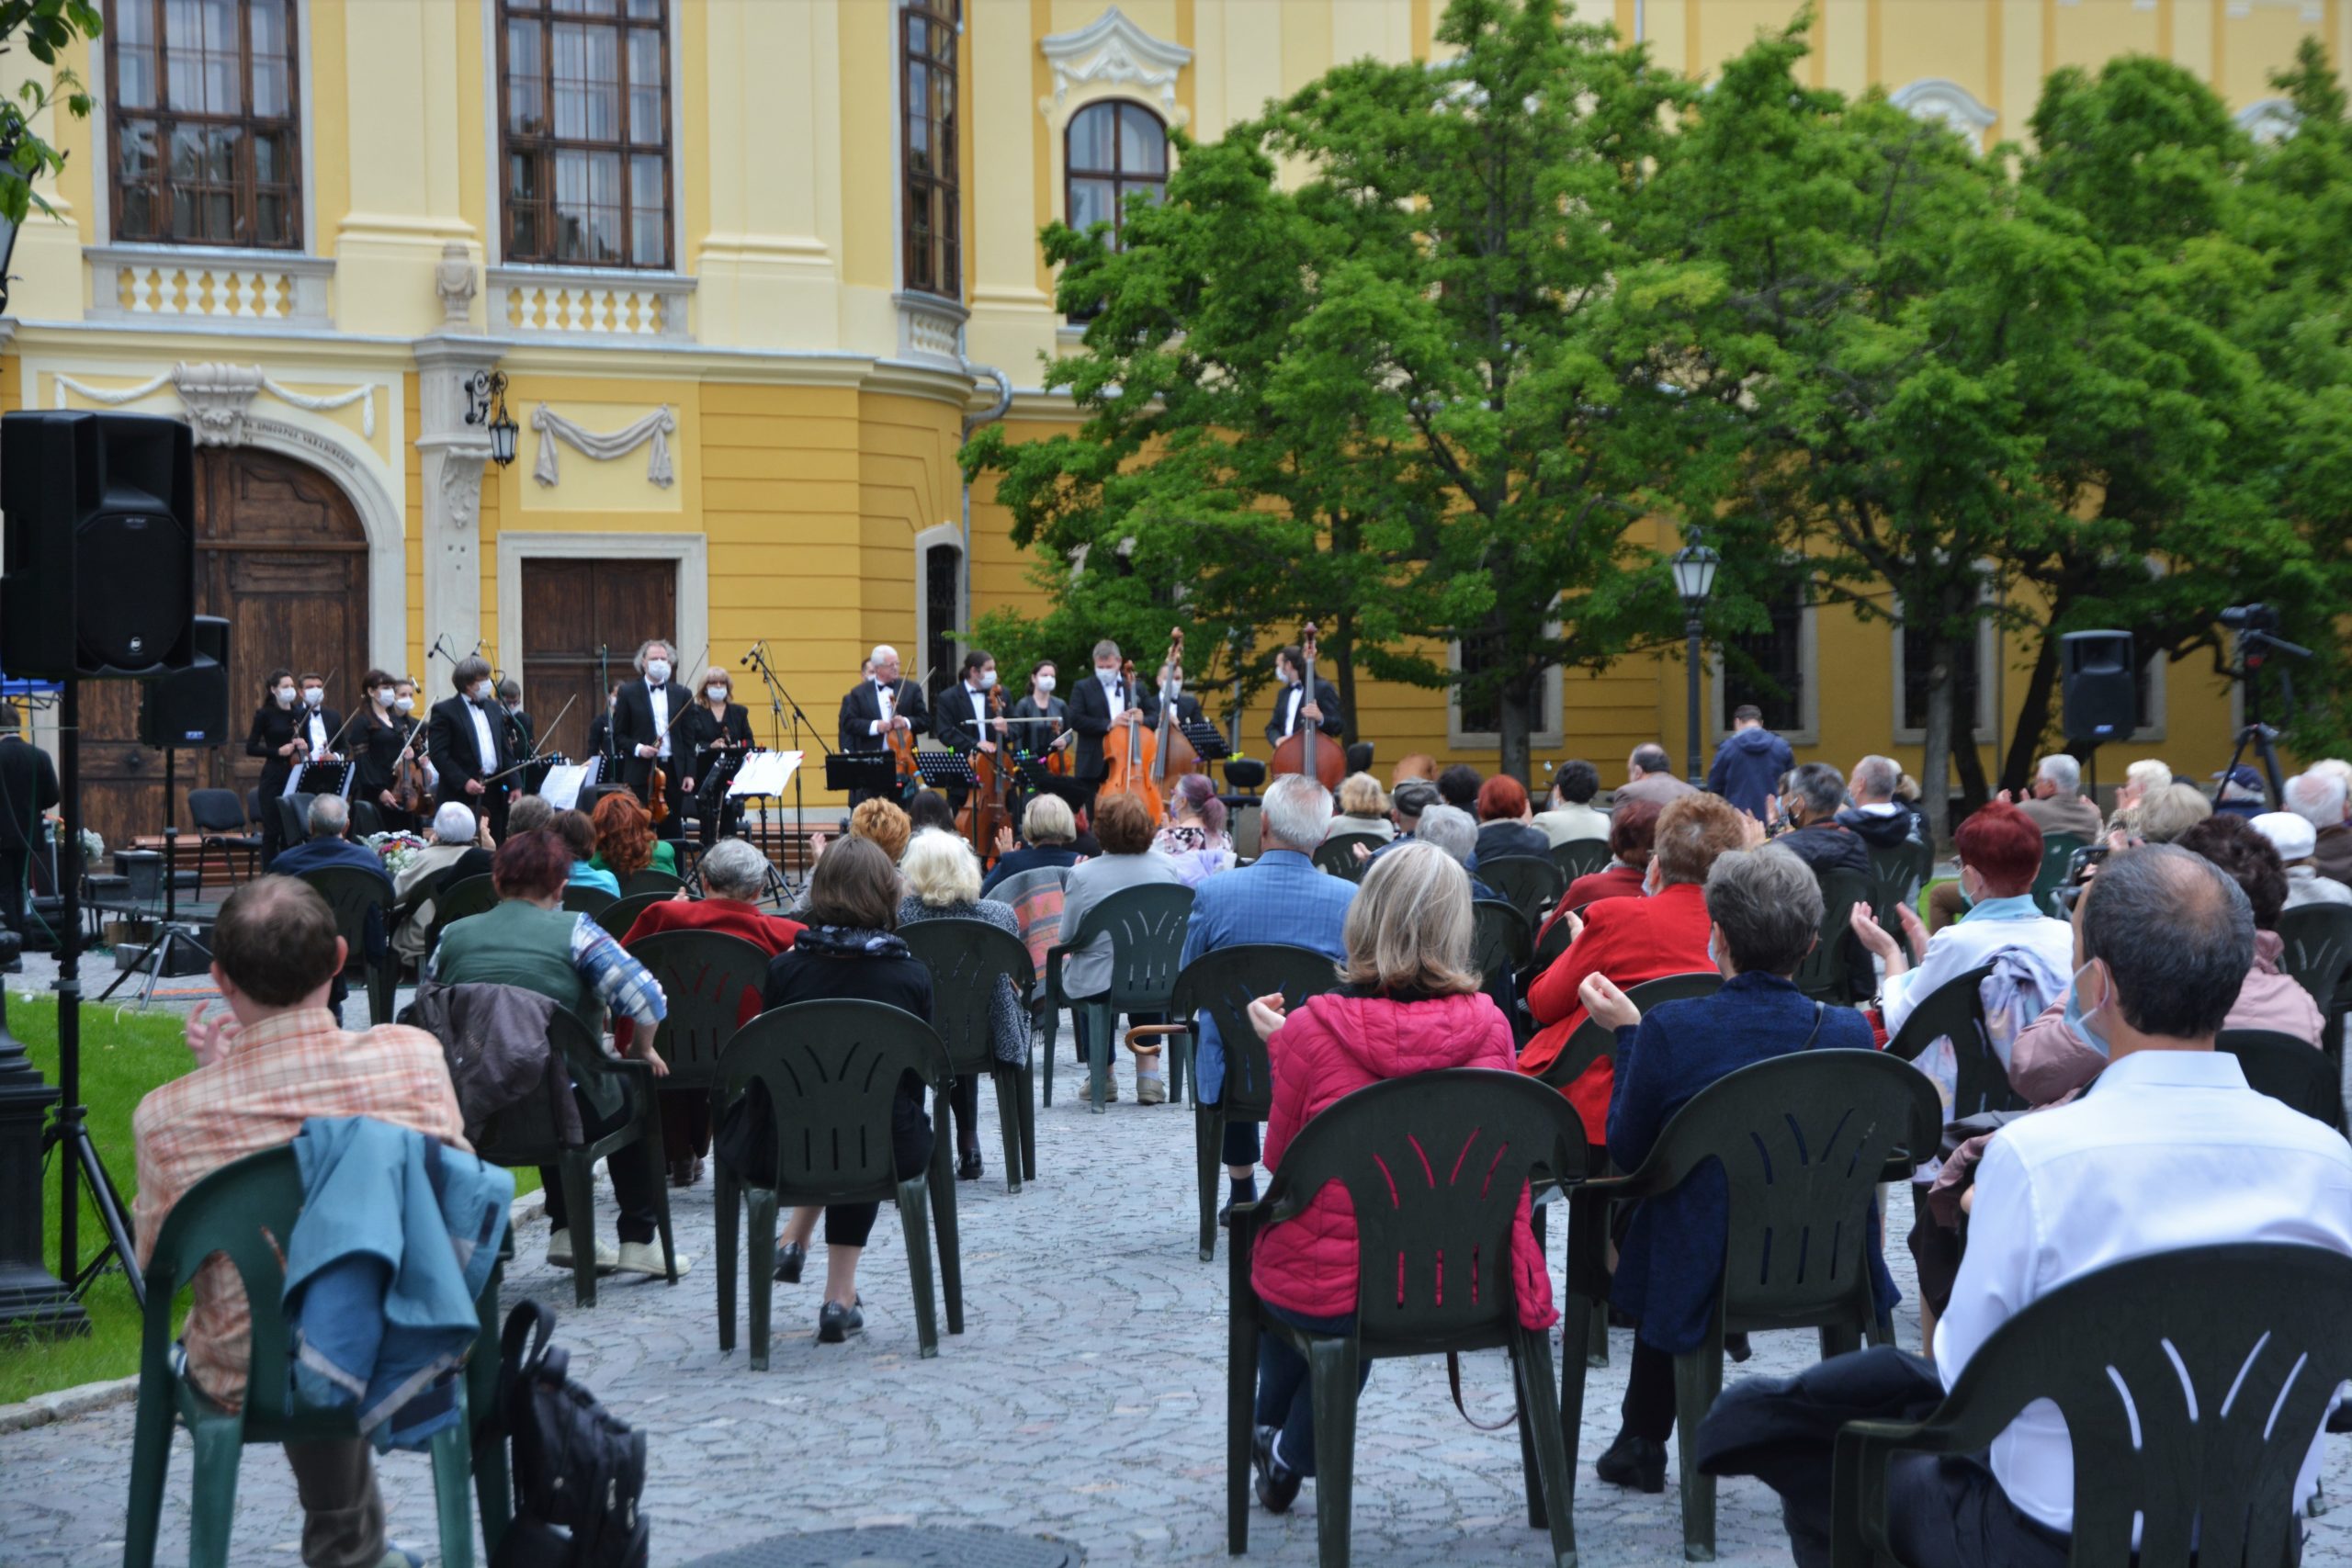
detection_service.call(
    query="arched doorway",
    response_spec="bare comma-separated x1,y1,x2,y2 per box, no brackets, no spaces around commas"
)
80,446,372,858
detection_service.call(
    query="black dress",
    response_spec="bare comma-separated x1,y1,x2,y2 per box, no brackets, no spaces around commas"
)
759,929,935,1247
676,701,755,845
353,709,420,831
245,698,305,863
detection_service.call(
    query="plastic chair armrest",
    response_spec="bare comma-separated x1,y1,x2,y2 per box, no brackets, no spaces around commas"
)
1829,1416,1964,1568
1044,943,1073,1009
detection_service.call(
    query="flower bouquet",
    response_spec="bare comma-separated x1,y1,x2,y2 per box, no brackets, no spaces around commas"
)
366,830,429,878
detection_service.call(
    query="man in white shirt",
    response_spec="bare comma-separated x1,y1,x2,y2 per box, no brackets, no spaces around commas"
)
1532,758,1611,848
1888,844,2352,1568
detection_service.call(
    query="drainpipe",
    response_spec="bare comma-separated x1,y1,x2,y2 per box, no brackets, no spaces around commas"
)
957,341,1013,642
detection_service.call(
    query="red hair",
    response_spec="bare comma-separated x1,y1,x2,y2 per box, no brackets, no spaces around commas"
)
492,829,572,901
1952,801,2044,897
1476,774,1530,822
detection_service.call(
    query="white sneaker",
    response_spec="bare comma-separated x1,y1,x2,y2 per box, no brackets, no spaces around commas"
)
546,1228,619,1272
616,1240,690,1278
1136,1074,1168,1106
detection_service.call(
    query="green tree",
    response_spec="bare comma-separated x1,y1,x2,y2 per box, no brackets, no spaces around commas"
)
0,1,98,226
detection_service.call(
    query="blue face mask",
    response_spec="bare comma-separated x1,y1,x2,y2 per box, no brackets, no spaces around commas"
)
2062,960,2111,1059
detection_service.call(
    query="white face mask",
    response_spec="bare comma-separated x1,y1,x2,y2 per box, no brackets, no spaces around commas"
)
646,660,672,684
1036,674,1057,694
1279,668,1299,687
707,684,728,702
302,687,323,708
978,670,998,691
275,685,296,705
470,680,492,702
1097,666,1120,684
395,694,414,715
375,688,395,709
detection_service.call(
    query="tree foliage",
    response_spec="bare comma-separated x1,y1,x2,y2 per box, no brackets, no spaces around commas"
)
0,0,99,226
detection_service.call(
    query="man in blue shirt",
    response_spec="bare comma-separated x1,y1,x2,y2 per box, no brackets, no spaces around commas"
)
269,793,392,1021
1180,773,1356,1218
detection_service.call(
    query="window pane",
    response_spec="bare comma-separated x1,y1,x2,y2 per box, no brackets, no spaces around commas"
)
250,0,288,62
630,151,664,265
1069,177,1112,234
506,21,546,132
257,189,287,244
1901,621,1984,734
551,23,620,141
1120,105,1165,174
254,59,289,118
117,39,157,110
1068,105,1114,174
1724,588,1804,734
628,30,662,141
627,0,662,17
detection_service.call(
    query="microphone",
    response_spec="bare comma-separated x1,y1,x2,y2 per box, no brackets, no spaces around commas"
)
740,649,753,667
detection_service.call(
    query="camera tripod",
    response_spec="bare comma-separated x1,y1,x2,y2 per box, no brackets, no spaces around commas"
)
2218,626,2311,807
96,746,211,1010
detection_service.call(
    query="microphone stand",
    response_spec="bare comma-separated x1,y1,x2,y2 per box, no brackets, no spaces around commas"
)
744,641,831,897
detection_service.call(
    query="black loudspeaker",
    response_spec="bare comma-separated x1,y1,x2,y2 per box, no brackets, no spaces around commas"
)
0,411,197,680
139,615,230,749
2062,630,2138,744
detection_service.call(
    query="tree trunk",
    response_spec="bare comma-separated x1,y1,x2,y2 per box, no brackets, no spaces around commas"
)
1952,713,1991,818
1497,667,1537,786
1999,629,2065,796
1920,633,1957,851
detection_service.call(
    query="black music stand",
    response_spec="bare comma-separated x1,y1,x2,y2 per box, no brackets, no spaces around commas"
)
1181,721,1230,765
913,751,977,799
295,760,355,798
825,753,899,800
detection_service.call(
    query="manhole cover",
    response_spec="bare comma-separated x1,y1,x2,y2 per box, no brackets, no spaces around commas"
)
678,1527,1082,1568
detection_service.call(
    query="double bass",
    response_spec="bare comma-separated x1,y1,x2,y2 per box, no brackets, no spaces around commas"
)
1097,650,1165,827
1148,626,1200,785
1269,621,1344,788
956,681,1014,861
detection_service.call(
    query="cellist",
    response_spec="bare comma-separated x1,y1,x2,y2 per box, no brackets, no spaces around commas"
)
1066,638,1157,818
1264,642,1344,751
937,649,1011,813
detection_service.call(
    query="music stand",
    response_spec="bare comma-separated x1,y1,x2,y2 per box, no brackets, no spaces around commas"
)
913,751,977,797
293,760,354,799
825,753,899,798
1181,721,1231,765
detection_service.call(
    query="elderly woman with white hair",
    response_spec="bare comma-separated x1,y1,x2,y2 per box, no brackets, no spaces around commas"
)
391,800,494,966
2106,758,2174,837
899,829,1029,1180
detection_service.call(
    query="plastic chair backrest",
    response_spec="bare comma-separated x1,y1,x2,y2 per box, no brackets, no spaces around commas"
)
1532,903,1584,974
1636,1051,1938,1329
427,874,500,953
1478,854,1564,927
1889,1242,2352,1567
277,794,315,848
1169,943,1346,1120
297,865,390,983
1469,898,1532,988
141,1146,306,1420
717,999,951,1199
244,786,266,829
1262,1069,1587,1351
188,788,247,834
1551,839,1612,884
2277,903,2352,1012
993,865,1072,976
1883,962,2018,1117
1791,868,1872,1001
626,929,774,1089
600,891,673,942
900,917,1036,1080
620,868,684,900
1539,970,1723,1090
1064,882,1195,1011
561,884,616,921
2033,832,2089,917
1312,835,1383,882
2217,1028,2343,1129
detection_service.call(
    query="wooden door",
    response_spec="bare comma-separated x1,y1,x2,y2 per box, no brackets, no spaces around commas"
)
77,447,370,856
520,558,677,766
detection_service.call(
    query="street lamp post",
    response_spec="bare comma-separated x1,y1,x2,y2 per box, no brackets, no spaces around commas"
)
1670,538,1720,791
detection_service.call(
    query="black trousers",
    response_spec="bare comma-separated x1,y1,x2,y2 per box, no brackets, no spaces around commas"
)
1623,1338,1679,1442
0,843,27,935
825,1081,934,1247
541,1090,662,1245
1867,1455,2075,1568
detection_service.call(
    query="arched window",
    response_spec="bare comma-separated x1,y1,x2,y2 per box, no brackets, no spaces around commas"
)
1066,101,1166,252
108,0,303,248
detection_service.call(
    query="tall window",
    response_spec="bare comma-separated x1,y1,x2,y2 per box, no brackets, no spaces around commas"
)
924,543,962,707
1900,618,1988,736
500,0,673,270
901,0,960,298
107,0,302,248
1066,101,1167,248
1722,584,1805,734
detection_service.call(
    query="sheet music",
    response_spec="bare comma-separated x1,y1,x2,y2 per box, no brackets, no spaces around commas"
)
730,749,804,798
540,757,602,811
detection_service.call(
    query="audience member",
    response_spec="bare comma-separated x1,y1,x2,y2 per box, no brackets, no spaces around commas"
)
1768,762,1870,878
2135,781,2214,843
133,876,471,1568
1057,792,1183,1103
2103,757,2173,837
1535,759,1611,847
2252,810,2352,910
429,829,677,1277
267,794,393,1021
1243,843,1552,1516
435,794,552,897
1578,847,1886,1492
2286,768,2352,885
979,795,1085,896
761,837,934,1341
1329,772,1395,842
905,789,958,836
550,807,620,897
1618,743,1696,807
898,829,1028,1182
1411,804,1499,901
2213,764,2269,820
1838,755,1922,852
393,801,492,965
1520,793,1744,1145
1177,774,1355,1221
1153,772,1236,886
2016,754,2103,840
1556,797,1661,912
1472,774,1549,864
1363,779,1442,866
0,700,58,938
1389,753,1439,786
1436,763,1483,812
1704,705,1793,821
589,790,676,882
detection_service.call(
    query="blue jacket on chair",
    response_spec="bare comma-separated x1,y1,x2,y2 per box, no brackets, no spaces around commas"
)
1605,973,1894,1354
1177,848,1354,1105
283,1116,513,1450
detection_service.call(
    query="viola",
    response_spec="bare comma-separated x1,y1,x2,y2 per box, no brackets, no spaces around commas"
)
1269,620,1344,788
1098,655,1163,827
392,716,431,817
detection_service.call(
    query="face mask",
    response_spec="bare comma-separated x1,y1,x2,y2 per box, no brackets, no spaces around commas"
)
1036,675,1057,694
646,660,672,684
707,685,728,702
375,688,395,709
1707,932,1724,974
1098,667,1120,684
978,671,998,691
2062,960,2112,1059
395,695,414,715
302,687,323,708
1279,668,1298,687
470,680,492,702
275,685,296,705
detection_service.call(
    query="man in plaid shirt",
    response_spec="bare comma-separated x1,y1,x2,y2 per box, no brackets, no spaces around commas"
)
133,876,466,1568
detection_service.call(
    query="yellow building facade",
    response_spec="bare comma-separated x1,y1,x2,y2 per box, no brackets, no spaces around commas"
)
6,0,2341,840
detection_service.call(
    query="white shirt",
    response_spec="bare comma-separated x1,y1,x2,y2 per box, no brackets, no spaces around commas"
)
964,683,989,737
869,680,895,738
1279,683,1303,738
648,681,672,759
305,708,330,755
1878,897,2077,1039
466,700,497,774
1935,1049,2352,1532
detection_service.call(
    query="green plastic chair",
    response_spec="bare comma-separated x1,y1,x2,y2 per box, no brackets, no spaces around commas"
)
1227,1069,1587,1568
1560,1050,1939,1562
1830,1242,2352,1568
2030,832,2089,918
296,864,397,1025
1126,942,1345,1261
469,1007,677,1309
619,866,686,899
1479,853,1566,929
425,873,500,957
1312,834,1385,882
1883,962,2020,1119
1550,839,1613,885
627,928,774,1169
598,890,674,942
2277,902,2352,1012
123,1145,494,1568
560,883,617,923
1044,881,1194,1112
713,999,957,1364
899,917,1038,1196
1791,868,1874,1003
1471,897,1533,988
1865,841,1930,945
2217,1028,2343,1130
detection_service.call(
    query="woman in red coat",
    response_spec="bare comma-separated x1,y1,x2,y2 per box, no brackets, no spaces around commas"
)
1518,793,1752,1145
1242,841,1555,1516
1534,797,1663,952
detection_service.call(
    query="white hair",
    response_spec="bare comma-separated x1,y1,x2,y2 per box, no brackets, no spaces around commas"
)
2125,759,2173,794
432,802,477,842
900,828,982,907
1416,804,1478,866
870,645,899,669
698,837,772,900
2287,770,2349,830
308,794,350,837
1260,774,1335,852
1849,755,1901,805
2037,754,2082,796
633,639,674,672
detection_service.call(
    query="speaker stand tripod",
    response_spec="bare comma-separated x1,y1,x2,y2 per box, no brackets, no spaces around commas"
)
96,747,211,1010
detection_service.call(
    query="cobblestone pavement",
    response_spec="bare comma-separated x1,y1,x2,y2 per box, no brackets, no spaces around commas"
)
10,1020,2352,1568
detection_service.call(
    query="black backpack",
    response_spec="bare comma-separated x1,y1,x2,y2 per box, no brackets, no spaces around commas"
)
483,1300,649,1568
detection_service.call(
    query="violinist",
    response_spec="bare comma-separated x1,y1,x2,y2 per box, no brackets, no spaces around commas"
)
1010,660,1074,768
835,644,928,806
678,664,754,847
937,649,1010,812
613,638,693,840
391,676,441,802
495,676,543,796
245,667,307,865
352,669,420,830
425,654,513,840
1065,639,1157,816
294,672,344,770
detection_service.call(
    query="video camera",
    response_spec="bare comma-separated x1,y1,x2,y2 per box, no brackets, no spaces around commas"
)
2222,603,2312,661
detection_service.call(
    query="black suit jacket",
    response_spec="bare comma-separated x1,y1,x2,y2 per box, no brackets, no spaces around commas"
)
837,679,930,755
1264,678,1344,750
291,705,345,763
935,683,1012,755
611,678,694,794
426,694,510,796
1064,672,1159,782
586,711,619,766
246,700,306,799
0,736,60,849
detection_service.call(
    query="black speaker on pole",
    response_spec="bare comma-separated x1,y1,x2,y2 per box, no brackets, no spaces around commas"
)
2061,630,2139,744
138,615,230,749
0,411,197,681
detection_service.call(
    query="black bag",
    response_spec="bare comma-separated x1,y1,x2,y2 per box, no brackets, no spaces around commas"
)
484,1301,649,1568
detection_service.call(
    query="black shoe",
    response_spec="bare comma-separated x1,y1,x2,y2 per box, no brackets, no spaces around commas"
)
774,1242,806,1285
1217,1201,1234,1228
817,1298,865,1343
1594,1429,1667,1494
1251,1425,1303,1514
956,1148,983,1181
1725,1331,1753,1364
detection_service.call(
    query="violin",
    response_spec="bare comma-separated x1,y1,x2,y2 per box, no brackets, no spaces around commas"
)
392,716,431,818
883,673,922,798
1099,651,1164,827
1148,626,1200,782
956,681,1014,863
1270,620,1344,788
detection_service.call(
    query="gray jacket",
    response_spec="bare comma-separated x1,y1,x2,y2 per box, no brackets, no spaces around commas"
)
401,979,579,1145
1057,850,1183,998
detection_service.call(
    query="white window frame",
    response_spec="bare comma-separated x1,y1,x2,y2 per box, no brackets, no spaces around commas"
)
1447,633,1565,751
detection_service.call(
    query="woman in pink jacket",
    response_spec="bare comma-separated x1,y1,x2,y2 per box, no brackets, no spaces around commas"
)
1241,841,1557,1515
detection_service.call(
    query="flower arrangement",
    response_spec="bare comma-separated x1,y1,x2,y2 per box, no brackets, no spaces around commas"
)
366,830,429,878
76,827,104,865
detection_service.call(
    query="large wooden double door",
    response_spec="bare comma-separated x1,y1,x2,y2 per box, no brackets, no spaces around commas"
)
519,558,677,768
80,447,370,856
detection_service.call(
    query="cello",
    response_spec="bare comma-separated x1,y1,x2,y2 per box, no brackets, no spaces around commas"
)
1097,653,1164,827
1269,621,1345,788
1148,626,1200,785
956,681,1014,863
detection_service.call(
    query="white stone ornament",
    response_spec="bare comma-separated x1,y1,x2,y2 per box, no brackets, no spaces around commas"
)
1039,6,1192,118
529,404,677,489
